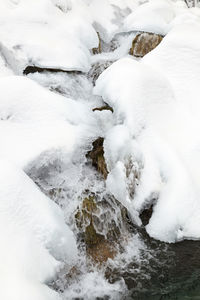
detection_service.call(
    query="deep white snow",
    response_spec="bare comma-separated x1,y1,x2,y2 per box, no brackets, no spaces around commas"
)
1,0,200,299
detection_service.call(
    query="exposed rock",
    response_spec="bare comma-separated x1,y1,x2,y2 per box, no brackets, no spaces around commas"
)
140,205,153,226
93,104,113,113
87,240,117,264
75,195,104,247
23,65,82,75
86,137,108,179
92,32,102,55
130,32,163,57
75,194,134,263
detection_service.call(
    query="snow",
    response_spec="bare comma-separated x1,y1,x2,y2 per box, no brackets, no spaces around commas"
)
0,0,98,73
94,57,174,136
82,0,139,43
94,20,200,243
124,0,175,35
0,74,95,299
0,75,95,168
0,54,14,77
123,0,200,36
0,160,77,300
1,0,200,298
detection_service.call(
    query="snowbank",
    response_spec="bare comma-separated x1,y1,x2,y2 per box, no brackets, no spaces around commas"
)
81,0,139,43
0,75,95,168
94,22,200,243
1,2,200,300
0,160,77,300
0,0,98,73
123,0,199,36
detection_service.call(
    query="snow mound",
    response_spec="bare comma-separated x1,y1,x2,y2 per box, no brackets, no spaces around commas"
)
0,75,95,168
0,54,14,77
0,0,98,73
94,57,174,135
81,0,139,43
0,160,77,300
124,0,176,35
94,22,200,243
123,0,199,36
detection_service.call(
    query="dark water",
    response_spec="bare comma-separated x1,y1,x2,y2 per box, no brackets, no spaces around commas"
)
126,239,200,300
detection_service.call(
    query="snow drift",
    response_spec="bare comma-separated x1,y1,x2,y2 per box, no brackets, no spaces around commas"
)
94,20,200,243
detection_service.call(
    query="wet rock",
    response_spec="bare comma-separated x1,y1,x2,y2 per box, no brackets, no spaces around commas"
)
86,137,108,179
75,194,134,263
87,240,117,264
92,32,102,55
93,104,113,113
140,204,153,226
23,65,82,75
75,195,104,247
130,32,163,57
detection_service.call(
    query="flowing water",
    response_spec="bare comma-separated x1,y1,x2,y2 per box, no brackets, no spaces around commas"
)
25,32,200,300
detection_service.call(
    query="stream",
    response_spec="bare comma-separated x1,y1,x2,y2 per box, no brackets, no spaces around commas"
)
25,31,200,300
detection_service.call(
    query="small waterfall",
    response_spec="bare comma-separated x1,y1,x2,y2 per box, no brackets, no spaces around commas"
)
25,27,200,299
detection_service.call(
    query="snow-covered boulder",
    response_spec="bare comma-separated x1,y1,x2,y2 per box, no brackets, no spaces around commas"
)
123,0,199,36
0,0,98,74
94,21,200,243
124,0,176,35
0,75,95,168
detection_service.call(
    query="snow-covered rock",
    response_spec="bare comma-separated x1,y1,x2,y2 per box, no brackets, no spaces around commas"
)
0,0,98,73
124,0,176,35
83,0,139,43
94,21,200,243
123,0,199,36
0,75,95,168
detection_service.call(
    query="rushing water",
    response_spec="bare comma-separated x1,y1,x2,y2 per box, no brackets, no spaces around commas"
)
25,33,200,299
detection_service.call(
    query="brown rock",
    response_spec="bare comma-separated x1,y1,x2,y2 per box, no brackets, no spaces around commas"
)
93,105,113,113
86,137,108,179
130,32,163,57
87,240,117,263
92,32,102,55
75,194,134,264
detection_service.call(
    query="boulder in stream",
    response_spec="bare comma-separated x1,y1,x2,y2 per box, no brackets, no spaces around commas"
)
75,193,133,263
